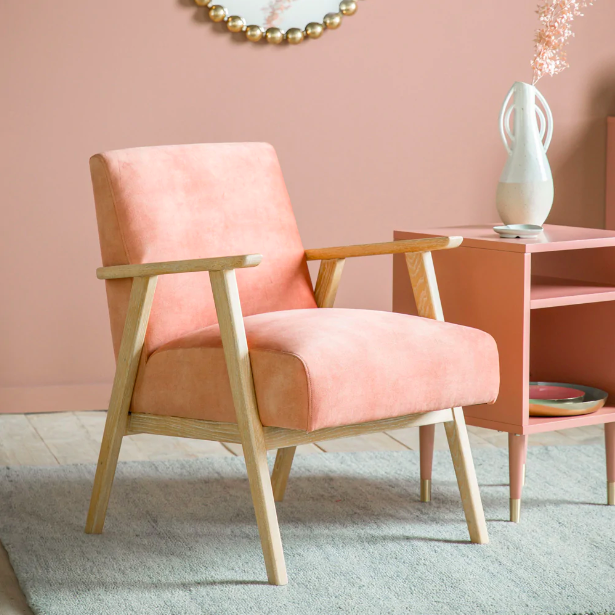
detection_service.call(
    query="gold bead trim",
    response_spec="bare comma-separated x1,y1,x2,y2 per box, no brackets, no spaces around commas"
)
196,1,361,45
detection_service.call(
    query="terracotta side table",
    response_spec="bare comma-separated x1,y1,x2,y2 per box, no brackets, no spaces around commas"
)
393,224,615,522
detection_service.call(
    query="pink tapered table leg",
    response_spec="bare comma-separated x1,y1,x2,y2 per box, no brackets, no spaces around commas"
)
419,424,435,502
606,422,615,506
522,441,527,487
509,433,528,523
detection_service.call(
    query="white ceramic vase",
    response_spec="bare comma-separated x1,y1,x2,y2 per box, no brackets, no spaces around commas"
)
496,81,554,226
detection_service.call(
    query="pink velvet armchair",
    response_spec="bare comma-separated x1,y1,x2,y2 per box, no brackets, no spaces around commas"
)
87,143,500,585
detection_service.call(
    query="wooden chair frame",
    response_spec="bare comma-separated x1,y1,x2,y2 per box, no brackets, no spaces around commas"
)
85,235,489,586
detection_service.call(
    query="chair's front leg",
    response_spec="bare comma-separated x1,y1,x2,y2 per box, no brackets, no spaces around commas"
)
405,251,444,321
444,407,489,544
270,257,346,502
210,269,287,586
405,251,445,502
86,275,158,534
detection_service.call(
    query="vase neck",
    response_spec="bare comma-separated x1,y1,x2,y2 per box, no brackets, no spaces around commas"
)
513,83,537,130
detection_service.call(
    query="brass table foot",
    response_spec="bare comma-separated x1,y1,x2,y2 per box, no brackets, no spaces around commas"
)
510,498,521,523
420,479,431,503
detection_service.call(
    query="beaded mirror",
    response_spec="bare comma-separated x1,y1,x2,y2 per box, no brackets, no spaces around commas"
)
194,0,359,44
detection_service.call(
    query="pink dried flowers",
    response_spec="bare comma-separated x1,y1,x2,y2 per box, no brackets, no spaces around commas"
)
531,0,595,84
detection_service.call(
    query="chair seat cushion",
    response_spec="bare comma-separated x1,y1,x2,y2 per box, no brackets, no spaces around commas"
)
132,308,499,432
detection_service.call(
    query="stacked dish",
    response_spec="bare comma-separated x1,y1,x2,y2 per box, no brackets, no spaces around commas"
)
529,382,608,417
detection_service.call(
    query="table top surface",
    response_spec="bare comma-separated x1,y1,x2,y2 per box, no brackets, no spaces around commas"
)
394,224,615,253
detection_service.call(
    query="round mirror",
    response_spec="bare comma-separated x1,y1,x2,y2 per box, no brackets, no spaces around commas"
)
194,0,360,45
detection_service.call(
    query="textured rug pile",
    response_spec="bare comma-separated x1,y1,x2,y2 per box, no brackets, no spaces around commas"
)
0,445,614,615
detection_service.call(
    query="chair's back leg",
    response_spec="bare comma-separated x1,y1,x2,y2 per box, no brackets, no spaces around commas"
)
210,270,287,586
444,407,489,544
271,447,297,502
86,276,157,534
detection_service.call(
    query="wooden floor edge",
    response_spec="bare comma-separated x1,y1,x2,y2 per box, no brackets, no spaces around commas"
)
127,408,454,450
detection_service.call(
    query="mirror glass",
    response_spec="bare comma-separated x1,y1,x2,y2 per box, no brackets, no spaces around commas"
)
221,0,343,31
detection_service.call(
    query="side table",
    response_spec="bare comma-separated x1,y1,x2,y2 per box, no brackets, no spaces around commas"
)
393,224,615,522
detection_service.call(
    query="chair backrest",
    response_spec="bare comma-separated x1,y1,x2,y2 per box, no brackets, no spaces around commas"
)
90,143,317,358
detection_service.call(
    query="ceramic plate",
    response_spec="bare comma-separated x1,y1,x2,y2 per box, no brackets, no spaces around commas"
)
529,384,585,403
493,224,543,238
529,382,608,417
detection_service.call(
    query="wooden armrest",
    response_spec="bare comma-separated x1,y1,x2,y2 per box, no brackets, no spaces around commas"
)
304,236,462,261
96,254,263,280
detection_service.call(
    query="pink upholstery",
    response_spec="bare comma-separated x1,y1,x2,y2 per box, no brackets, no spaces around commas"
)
133,308,500,431
90,143,316,357
92,143,500,433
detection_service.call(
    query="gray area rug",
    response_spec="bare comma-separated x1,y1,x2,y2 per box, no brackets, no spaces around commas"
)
0,446,614,615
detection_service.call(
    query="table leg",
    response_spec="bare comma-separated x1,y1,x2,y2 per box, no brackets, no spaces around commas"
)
419,424,435,502
509,433,528,523
522,440,527,487
606,422,615,506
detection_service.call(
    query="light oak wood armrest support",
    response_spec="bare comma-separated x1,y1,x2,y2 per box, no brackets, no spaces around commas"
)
96,254,263,280
304,236,462,262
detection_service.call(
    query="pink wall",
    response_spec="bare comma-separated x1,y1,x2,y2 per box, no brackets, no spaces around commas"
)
2,0,615,413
